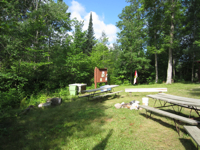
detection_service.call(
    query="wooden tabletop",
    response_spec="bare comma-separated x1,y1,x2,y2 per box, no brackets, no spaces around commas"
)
83,85,119,93
147,94,200,107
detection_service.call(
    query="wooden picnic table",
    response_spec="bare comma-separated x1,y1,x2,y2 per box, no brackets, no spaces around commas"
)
146,93,200,118
79,85,122,100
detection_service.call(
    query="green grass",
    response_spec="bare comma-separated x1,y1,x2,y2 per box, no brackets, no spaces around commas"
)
1,83,200,150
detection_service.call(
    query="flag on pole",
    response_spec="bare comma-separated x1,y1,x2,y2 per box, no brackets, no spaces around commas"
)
133,70,138,84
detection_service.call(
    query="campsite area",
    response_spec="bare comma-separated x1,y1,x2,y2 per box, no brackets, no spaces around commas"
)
1,0,200,149
1,83,200,150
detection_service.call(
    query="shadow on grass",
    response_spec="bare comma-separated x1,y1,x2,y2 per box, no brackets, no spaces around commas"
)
139,113,186,134
140,111,199,149
92,129,113,150
179,138,197,150
159,108,200,121
89,95,121,103
189,88,200,97
0,98,108,150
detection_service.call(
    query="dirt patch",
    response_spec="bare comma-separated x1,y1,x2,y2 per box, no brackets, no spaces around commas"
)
106,118,113,122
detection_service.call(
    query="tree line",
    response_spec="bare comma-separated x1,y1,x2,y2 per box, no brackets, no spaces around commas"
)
1,0,200,118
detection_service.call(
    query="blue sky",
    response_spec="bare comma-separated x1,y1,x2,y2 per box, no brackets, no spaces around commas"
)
63,0,129,46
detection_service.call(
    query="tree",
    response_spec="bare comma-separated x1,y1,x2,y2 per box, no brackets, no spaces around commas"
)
184,0,200,82
116,0,150,84
143,0,166,83
71,20,87,54
90,31,110,69
85,12,95,55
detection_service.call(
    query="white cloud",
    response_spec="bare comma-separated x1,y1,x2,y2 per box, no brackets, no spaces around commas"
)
68,0,118,45
68,0,86,21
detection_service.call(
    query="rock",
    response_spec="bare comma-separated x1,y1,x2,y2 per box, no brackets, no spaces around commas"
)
114,103,122,109
46,97,62,106
38,102,51,108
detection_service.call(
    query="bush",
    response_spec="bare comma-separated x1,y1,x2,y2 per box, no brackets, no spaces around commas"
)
0,88,23,121
123,80,131,85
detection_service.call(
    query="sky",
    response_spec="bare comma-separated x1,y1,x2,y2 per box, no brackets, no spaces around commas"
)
63,0,129,46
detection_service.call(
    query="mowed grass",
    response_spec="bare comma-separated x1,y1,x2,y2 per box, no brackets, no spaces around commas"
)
1,83,200,150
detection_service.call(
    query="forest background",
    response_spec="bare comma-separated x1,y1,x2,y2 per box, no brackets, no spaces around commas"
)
1,0,200,119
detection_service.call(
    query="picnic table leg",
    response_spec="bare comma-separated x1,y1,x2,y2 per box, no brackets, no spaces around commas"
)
178,106,183,113
158,100,163,106
153,99,157,107
173,119,180,136
193,106,200,118
171,105,176,112
189,109,192,118
145,110,152,119
149,111,152,118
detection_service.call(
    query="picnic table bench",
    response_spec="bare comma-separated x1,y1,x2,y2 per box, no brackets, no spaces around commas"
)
184,126,200,149
125,88,167,93
139,105,199,135
125,88,167,96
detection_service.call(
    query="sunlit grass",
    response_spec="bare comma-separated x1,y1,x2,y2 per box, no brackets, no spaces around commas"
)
1,83,200,149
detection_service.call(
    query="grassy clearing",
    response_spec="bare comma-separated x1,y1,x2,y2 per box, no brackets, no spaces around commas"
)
1,83,200,150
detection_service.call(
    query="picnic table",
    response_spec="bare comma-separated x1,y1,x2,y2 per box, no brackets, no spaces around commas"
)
140,93,200,136
146,93,200,118
79,85,123,100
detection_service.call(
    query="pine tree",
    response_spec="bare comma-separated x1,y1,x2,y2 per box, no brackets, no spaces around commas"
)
85,12,95,55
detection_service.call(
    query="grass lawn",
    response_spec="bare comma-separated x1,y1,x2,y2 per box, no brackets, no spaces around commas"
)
1,83,200,150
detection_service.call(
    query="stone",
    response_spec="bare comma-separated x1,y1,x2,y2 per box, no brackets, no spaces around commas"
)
114,103,122,109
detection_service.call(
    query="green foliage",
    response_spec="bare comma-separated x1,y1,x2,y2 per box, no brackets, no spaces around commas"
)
122,80,131,85
116,0,151,84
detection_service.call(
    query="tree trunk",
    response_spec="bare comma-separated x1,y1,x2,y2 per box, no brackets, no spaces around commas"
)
34,0,39,70
173,57,175,79
130,49,133,84
130,68,133,85
192,54,194,82
166,0,174,84
154,30,158,83
192,6,196,82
